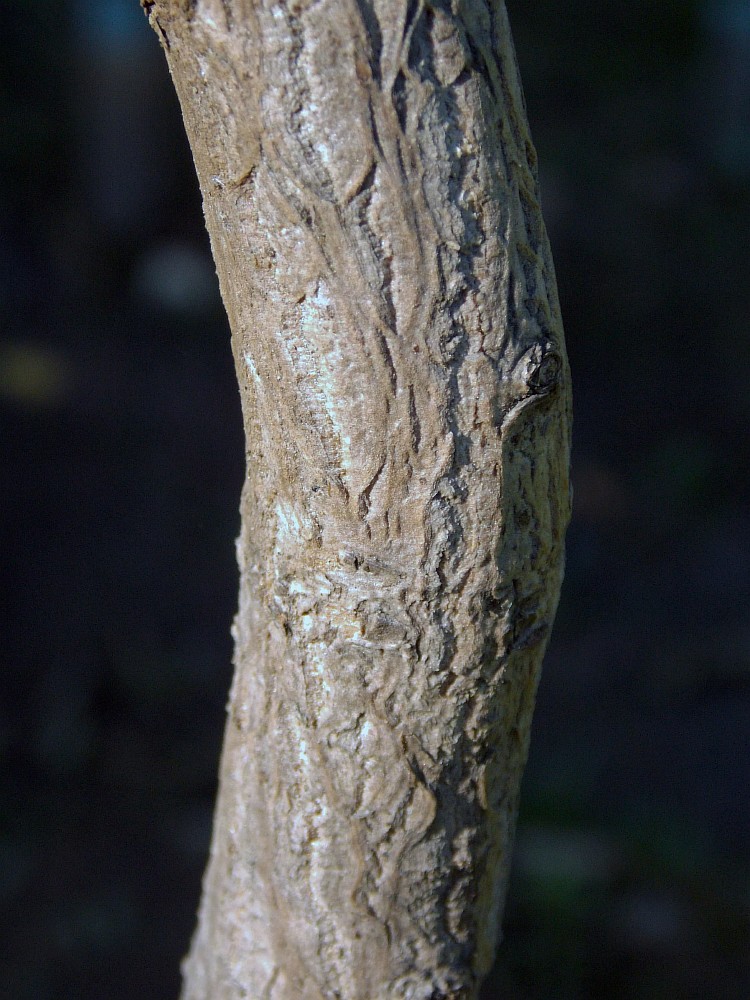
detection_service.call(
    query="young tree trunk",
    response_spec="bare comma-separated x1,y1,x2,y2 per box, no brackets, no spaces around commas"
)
143,2,571,997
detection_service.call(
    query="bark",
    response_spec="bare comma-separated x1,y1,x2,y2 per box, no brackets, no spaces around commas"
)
143,2,571,997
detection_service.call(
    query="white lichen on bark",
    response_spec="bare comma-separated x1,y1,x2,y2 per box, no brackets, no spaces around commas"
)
143,1,572,997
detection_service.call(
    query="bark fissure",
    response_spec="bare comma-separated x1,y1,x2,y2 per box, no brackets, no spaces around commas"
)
143,2,571,997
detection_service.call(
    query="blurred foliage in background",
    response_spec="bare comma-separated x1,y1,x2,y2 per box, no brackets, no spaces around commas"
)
1,1,749,997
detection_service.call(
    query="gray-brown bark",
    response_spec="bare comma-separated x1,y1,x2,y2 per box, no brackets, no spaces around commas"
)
143,1,571,997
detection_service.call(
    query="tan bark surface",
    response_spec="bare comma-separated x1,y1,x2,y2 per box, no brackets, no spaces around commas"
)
143,2,571,997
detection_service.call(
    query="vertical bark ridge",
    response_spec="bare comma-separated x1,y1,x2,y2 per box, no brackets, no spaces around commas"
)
143,1,571,997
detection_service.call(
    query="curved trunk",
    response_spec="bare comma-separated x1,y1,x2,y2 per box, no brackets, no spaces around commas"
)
144,2,571,997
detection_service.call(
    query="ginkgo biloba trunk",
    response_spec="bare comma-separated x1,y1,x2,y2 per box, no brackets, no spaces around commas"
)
143,1,571,997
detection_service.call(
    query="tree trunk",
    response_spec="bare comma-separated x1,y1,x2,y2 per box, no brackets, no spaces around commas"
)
143,2,571,997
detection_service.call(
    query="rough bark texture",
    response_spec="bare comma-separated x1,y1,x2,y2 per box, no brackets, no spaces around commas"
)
143,1,571,997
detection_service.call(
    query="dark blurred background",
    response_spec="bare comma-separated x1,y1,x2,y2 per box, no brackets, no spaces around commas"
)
1,1,748,997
